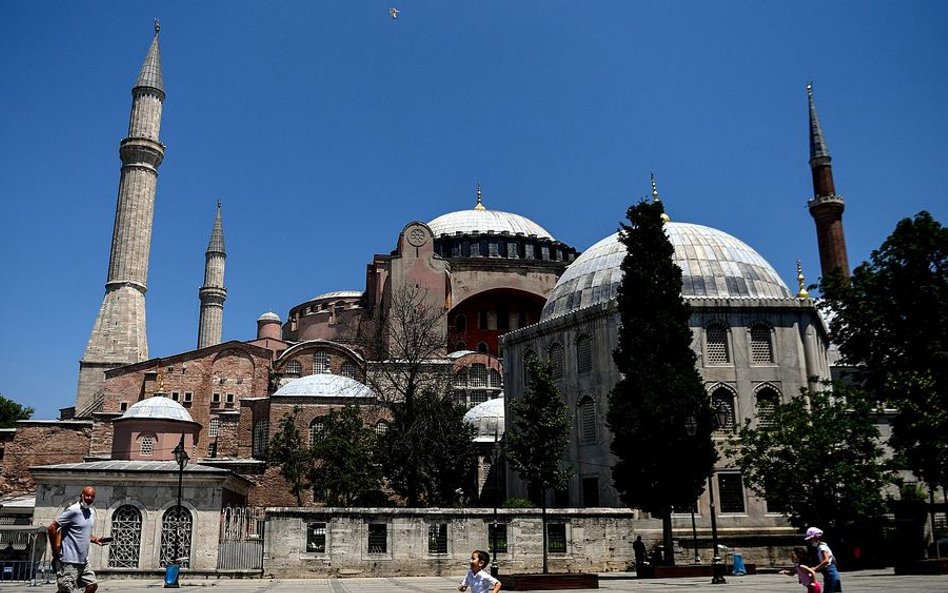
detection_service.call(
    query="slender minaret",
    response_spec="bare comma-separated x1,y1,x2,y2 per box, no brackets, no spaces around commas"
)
197,201,227,349
75,22,166,416
806,82,850,279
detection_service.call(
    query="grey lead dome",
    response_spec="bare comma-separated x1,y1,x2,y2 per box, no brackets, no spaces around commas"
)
427,208,554,240
541,222,792,321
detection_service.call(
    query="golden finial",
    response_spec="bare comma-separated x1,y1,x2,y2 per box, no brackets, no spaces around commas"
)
796,260,810,299
154,18,160,34
155,369,166,394
474,182,486,210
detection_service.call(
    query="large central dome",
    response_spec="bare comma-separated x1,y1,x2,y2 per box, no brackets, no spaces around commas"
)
428,201,553,240
541,222,792,320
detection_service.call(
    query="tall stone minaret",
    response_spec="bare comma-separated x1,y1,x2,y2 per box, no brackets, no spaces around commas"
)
75,22,166,416
806,82,850,280
197,201,227,349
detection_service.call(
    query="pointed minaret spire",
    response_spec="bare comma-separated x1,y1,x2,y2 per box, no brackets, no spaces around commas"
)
806,83,850,280
198,201,227,349
76,25,168,416
474,182,486,210
649,172,671,223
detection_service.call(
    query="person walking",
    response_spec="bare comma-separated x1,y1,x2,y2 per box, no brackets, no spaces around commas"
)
633,535,647,577
805,527,842,592
47,486,109,593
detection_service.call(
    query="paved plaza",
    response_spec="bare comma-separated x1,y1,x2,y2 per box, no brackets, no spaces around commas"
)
2,570,947,593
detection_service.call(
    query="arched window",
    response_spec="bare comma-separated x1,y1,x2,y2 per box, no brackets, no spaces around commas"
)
340,361,359,380
469,364,488,388
313,352,330,374
477,342,489,353
252,421,269,458
139,433,155,457
160,506,192,567
549,343,564,379
208,418,220,438
578,396,596,444
108,505,142,568
576,335,592,374
706,324,730,364
750,325,774,364
285,360,302,375
455,315,467,332
756,386,781,428
489,369,503,389
710,386,736,432
309,418,325,448
375,422,388,436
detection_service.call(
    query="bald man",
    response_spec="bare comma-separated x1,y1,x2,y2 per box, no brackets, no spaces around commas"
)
47,486,108,593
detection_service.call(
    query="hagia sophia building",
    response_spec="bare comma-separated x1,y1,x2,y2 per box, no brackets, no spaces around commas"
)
0,24,854,574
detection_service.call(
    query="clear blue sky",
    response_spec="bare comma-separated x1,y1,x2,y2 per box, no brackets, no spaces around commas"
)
1,2,946,419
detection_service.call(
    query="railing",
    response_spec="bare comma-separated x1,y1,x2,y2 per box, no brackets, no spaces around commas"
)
217,507,265,571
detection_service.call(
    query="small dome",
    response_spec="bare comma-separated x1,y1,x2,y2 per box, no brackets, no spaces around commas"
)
273,374,376,398
463,397,505,442
258,311,281,322
428,208,553,240
311,290,363,302
121,396,194,423
542,222,792,320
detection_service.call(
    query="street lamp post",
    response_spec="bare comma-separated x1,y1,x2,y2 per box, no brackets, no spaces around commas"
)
490,428,500,578
165,434,189,588
709,406,729,585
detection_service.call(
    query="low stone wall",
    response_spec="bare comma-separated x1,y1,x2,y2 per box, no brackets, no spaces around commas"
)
263,507,795,578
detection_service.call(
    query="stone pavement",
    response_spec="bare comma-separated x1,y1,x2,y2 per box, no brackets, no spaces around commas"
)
3,570,947,593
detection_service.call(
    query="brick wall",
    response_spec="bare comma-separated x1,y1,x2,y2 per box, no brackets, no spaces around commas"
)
0,422,92,493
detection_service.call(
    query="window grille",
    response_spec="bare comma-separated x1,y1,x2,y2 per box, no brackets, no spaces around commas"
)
375,422,388,436
525,244,535,260
549,343,564,378
310,420,324,447
756,387,780,428
307,522,327,553
252,422,269,458
489,369,502,389
717,473,746,513
710,388,736,432
340,361,358,380
453,368,468,387
507,241,519,259
578,397,596,443
159,506,192,567
313,352,330,374
488,523,508,553
209,418,220,438
367,523,387,553
469,364,488,387
286,360,302,375
488,241,499,257
428,523,448,554
541,246,550,261
469,391,488,407
576,335,592,374
547,524,567,553
140,434,154,457
706,325,730,364
750,325,774,364
108,505,142,568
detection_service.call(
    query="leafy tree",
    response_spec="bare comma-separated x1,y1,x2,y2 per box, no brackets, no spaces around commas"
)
379,391,475,506
607,199,715,565
0,394,33,428
266,408,312,506
726,381,891,536
506,357,572,573
309,405,383,506
819,211,948,491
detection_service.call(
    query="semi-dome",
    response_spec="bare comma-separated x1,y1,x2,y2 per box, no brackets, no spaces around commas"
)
273,373,376,399
428,207,553,240
120,396,194,423
463,397,505,442
541,222,792,320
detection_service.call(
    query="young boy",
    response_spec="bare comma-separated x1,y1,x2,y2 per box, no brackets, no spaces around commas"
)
458,549,501,593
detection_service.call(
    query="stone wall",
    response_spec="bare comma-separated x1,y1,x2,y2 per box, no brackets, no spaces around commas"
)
0,421,92,493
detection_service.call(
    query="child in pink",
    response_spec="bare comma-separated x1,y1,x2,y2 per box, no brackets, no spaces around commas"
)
781,546,822,593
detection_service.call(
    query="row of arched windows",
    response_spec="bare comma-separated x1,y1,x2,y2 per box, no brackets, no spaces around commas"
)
106,504,193,568
529,334,595,381
282,355,360,379
705,323,775,365
709,384,782,430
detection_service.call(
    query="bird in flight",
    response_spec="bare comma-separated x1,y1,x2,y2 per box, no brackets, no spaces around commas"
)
389,7,399,20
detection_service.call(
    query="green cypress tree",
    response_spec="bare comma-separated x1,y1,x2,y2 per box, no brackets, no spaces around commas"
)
607,200,715,565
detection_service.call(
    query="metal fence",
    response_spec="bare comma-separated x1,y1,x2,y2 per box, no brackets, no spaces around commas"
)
217,507,265,571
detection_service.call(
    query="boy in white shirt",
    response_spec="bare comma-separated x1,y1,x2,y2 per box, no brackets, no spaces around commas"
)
458,549,501,593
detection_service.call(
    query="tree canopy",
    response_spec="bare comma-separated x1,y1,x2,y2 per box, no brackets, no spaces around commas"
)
606,199,715,563
266,407,312,506
0,394,33,428
310,405,383,506
726,381,891,535
819,211,948,488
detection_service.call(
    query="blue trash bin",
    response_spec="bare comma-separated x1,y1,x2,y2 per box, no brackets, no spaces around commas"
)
164,564,180,588
731,552,746,576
